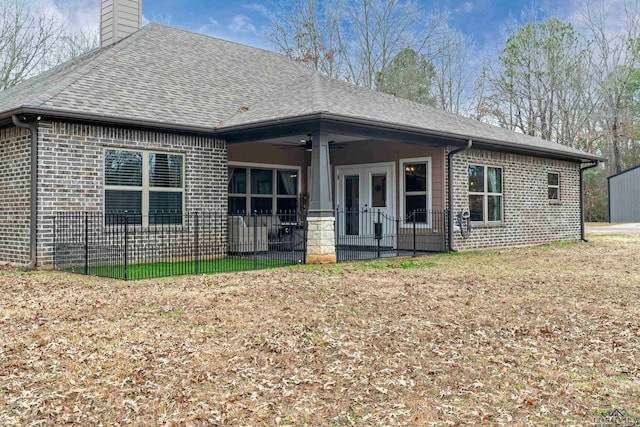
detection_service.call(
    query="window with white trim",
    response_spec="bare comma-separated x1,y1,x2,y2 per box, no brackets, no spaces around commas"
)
228,166,299,215
400,157,431,225
468,164,503,223
548,172,560,202
104,149,184,225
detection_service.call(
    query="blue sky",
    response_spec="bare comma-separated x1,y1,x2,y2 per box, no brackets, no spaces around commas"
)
132,0,576,52
31,0,564,53
36,0,603,56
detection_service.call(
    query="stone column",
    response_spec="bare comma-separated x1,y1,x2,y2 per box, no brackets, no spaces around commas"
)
306,130,336,263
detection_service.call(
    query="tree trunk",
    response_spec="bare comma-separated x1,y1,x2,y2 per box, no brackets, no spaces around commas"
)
611,118,623,174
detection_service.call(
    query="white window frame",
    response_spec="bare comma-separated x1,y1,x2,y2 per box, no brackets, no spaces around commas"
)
228,161,302,214
103,147,185,227
468,163,503,225
399,157,432,228
548,172,560,203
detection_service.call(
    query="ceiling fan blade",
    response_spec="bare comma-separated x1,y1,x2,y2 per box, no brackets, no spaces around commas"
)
273,138,347,150
275,145,304,149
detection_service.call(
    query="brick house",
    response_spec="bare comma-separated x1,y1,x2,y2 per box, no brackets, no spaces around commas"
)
0,0,601,269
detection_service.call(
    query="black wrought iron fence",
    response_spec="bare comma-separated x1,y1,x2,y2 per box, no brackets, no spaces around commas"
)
335,208,448,262
53,211,306,280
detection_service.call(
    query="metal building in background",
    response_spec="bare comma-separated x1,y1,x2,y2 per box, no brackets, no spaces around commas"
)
609,165,640,222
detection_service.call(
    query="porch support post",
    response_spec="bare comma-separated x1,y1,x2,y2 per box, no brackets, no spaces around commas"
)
306,129,336,263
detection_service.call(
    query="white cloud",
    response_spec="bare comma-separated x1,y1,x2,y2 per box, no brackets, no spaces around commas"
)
228,15,256,33
23,0,271,51
25,0,100,35
196,17,220,36
244,2,270,18
455,1,474,14
555,0,635,36
148,12,173,26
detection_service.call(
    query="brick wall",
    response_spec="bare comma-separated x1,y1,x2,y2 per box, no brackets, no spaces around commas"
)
1,120,586,266
36,121,227,266
450,149,581,250
0,126,32,264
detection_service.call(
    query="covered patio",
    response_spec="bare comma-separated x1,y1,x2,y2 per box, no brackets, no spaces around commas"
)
223,114,464,263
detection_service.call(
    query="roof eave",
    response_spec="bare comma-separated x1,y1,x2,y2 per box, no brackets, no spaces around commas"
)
1,107,604,163
217,112,605,163
471,138,605,163
0,107,219,136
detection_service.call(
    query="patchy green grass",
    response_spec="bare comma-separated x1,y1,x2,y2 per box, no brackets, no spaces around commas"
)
356,257,439,269
1,235,639,425
538,240,582,251
68,257,299,280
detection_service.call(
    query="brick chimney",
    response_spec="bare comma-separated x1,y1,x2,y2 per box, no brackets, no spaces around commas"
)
100,0,142,48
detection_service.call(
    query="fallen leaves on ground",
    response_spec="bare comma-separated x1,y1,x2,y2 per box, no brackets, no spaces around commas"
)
1,235,639,426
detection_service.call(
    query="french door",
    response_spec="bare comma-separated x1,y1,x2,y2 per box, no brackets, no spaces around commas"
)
335,163,396,247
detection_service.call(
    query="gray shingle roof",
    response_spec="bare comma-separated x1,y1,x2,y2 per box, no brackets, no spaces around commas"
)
0,23,601,162
219,71,601,161
0,24,314,128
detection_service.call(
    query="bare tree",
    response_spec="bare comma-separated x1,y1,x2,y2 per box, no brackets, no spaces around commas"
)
0,0,99,91
338,0,441,88
430,27,475,115
0,0,64,90
472,16,593,147
267,0,448,90
582,0,640,173
267,0,343,79
54,28,99,65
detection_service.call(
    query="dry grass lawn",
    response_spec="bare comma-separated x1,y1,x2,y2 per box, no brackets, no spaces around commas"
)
1,235,639,426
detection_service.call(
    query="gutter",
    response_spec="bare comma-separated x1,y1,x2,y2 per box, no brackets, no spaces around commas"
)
447,140,473,252
580,161,600,242
1,107,603,163
11,115,38,270
1,107,217,137
217,112,603,162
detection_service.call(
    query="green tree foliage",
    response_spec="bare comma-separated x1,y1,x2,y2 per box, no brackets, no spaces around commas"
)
471,4,640,221
478,17,591,147
584,66,640,221
375,48,436,105
583,169,609,222
267,0,472,112
624,65,640,104
616,65,640,169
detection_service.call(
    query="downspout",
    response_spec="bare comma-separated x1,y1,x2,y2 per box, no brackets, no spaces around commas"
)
447,139,473,252
12,115,38,270
580,161,599,242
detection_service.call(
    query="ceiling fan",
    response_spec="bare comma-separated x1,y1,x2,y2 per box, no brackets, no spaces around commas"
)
275,134,346,151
